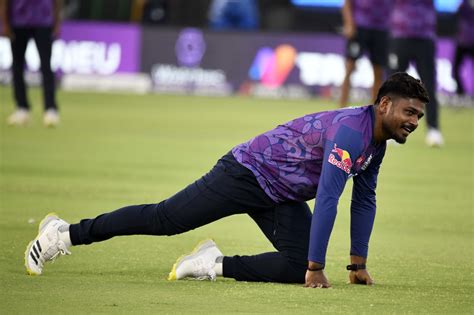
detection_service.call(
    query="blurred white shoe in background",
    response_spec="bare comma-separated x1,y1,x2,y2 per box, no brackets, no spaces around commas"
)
43,109,60,127
426,128,444,147
7,109,30,126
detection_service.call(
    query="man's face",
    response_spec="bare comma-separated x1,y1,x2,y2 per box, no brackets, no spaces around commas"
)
381,97,425,144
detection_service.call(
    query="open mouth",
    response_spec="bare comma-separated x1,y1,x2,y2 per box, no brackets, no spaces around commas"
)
402,125,414,135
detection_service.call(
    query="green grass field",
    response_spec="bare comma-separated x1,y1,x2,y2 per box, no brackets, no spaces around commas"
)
0,87,473,314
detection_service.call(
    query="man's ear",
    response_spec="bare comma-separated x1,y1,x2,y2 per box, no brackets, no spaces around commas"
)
378,95,391,115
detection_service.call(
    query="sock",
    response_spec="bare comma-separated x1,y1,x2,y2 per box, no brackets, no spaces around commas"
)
58,224,72,248
213,256,223,276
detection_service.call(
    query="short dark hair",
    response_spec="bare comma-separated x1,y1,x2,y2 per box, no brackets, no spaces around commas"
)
374,72,430,105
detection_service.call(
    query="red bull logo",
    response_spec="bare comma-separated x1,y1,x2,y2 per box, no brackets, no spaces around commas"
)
328,143,352,174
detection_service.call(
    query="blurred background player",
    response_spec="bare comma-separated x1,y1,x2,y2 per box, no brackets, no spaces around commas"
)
453,0,474,97
0,0,62,127
388,0,444,147
339,0,391,108
208,0,259,30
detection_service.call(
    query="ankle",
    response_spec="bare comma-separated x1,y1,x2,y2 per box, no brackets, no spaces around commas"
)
213,256,224,276
58,224,72,248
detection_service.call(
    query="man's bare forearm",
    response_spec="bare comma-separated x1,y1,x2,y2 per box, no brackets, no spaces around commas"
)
53,0,63,25
341,0,354,28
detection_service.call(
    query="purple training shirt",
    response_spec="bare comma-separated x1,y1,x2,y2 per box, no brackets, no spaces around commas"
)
233,105,386,264
391,0,436,40
352,0,392,31
8,0,54,27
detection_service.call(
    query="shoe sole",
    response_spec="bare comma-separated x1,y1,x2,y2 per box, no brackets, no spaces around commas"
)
24,212,59,276
167,239,216,281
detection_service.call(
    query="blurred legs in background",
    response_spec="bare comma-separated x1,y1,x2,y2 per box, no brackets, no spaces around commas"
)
339,28,388,108
8,27,59,127
453,45,474,96
389,37,443,147
340,60,384,108
339,59,356,108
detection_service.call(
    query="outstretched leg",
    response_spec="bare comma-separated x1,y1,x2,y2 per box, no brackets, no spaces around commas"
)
69,153,276,245
25,152,276,275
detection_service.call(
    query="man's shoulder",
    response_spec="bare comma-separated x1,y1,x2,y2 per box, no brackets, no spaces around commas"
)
302,105,371,126
324,105,372,132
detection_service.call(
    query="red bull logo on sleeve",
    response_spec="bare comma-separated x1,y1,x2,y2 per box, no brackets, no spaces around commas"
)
328,143,353,174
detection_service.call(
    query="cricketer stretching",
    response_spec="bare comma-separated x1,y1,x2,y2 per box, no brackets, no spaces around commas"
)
25,73,428,288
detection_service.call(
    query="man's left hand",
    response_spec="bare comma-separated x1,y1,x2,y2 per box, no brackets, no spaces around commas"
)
348,269,374,285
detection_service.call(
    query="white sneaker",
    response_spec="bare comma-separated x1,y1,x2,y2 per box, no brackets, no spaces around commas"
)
43,109,60,127
426,128,444,147
7,109,30,126
24,213,71,275
168,239,223,281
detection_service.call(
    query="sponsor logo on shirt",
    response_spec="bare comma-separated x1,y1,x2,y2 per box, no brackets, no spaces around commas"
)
361,154,373,171
328,144,352,174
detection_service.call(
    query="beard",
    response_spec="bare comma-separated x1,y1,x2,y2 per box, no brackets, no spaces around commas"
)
382,120,407,144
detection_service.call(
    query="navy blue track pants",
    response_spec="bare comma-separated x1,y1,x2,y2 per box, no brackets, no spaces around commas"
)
69,153,312,283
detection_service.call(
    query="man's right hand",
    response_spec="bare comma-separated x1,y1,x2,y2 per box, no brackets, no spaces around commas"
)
304,269,331,288
342,23,356,39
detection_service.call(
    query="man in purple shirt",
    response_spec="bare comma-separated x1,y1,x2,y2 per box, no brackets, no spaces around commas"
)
453,0,474,96
25,73,428,288
339,0,392,108
0,0,61,127
388,0,443,147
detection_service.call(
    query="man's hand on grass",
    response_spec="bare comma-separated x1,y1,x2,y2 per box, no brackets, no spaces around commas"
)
304,261,331,288
348,269,374,286
304,270,331,288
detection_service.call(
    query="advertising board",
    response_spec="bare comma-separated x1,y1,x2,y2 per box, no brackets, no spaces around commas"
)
141,28,473,97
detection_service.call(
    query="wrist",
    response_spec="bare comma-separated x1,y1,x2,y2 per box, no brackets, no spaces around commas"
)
308,261,325,271
350,255,367,265
346,263,366,271
348,255,367,271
